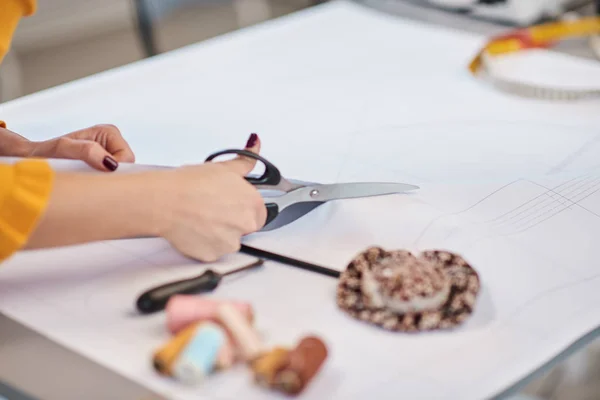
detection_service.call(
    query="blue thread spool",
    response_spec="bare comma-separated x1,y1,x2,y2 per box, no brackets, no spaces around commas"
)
172,321,226,384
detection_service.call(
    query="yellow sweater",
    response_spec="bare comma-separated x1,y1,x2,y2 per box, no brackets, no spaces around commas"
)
0,0,35,63
0,0,54,262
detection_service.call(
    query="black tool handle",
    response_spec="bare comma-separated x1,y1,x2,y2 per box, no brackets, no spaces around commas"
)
136,270,221,314
205,149,282,186
264,203,279,226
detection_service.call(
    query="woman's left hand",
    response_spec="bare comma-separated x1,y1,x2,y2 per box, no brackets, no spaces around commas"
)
27,124,135,171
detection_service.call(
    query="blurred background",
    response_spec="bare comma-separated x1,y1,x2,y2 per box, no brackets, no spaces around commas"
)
0,0,316,101
1,0,597,103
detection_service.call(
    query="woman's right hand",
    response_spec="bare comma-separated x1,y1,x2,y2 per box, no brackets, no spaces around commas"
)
25,134,266,262
157,134,267,262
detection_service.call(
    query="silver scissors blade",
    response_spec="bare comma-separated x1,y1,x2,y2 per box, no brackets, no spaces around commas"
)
306,182,419,202
259,182,418,231
265,182,419,209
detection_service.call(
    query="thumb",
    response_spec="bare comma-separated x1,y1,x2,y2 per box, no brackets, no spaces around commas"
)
54,138,120,172
220,133,262,176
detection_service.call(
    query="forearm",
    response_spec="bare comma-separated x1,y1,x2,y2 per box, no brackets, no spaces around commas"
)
25,171,169,249
0,127,32,157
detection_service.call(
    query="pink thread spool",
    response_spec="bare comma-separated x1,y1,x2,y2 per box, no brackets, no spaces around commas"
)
166,295,254,335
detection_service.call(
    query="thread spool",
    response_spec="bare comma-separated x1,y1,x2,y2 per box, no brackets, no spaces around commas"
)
216,303,265,363
251,347,290,387
152,322,200,376
166,295,254,334
274,336,328,396
215,336,235,370
171,321,227,385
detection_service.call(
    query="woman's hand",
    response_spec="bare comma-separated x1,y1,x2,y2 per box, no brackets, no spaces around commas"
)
27,124,135,171
0,124,135,171
158,133,267,261
26,133,266,263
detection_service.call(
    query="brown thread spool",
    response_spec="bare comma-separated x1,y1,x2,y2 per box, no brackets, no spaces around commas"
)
274,336,328,395
251,347,290,387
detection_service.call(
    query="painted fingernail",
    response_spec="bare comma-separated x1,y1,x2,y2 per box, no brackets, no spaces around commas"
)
245,133,258,148
103,156,118,171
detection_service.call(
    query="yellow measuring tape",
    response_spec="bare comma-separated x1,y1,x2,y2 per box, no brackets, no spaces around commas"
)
469,16,600,100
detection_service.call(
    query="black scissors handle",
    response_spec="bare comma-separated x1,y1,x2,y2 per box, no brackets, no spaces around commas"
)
205,149,281,226
263,203,279,226
205,149,281,186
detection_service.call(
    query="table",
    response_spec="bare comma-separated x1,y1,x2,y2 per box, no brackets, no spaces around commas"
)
0,1,598,399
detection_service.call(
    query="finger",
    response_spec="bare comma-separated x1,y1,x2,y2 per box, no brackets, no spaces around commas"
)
244,132,261,153
247,203,267,233
222,133,261,176
256,200,268,229
67,124,136,163
53,137,120,172
93,124,136,163
180,228,240,262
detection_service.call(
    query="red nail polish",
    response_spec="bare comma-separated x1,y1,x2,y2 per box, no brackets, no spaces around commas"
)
103,156,118,171
246,133,258,148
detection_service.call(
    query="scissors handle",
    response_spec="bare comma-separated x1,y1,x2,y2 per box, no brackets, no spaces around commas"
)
205,149,281,186
264,203,279,226
205,149,283,228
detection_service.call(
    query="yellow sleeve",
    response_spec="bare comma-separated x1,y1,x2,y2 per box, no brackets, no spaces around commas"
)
0,159,54,262
0,0,36,63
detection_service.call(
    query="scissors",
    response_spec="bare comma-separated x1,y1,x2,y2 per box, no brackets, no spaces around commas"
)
205,149,419,231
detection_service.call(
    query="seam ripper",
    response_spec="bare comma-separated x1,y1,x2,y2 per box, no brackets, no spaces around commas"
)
136,259,264,314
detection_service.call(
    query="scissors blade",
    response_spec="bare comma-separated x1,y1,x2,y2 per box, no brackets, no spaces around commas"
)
259,182,418,232
265,182,418,211
307,182,419,202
